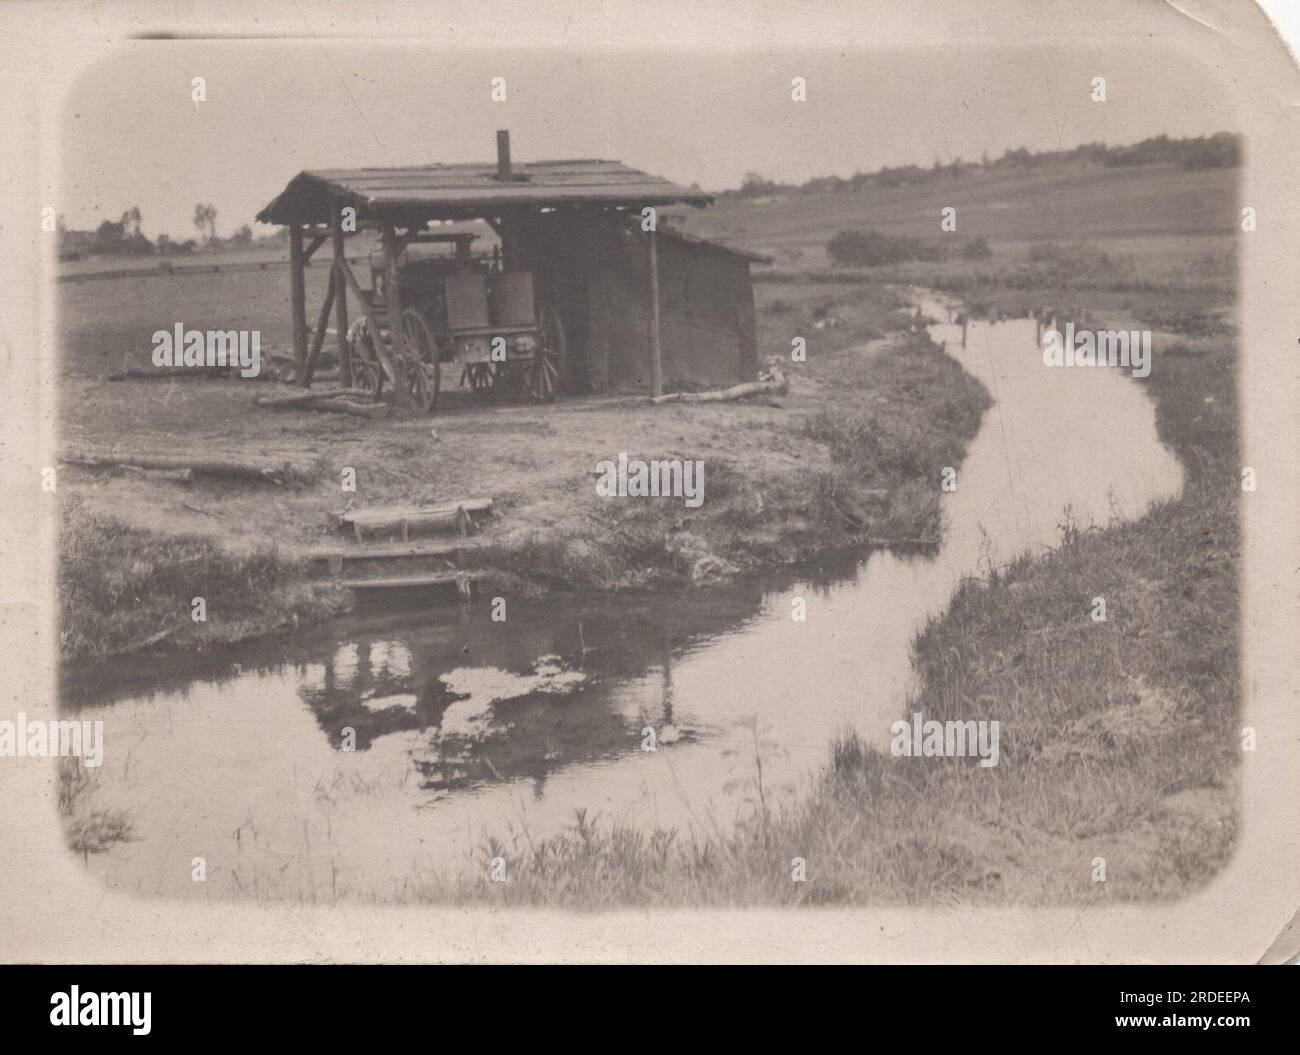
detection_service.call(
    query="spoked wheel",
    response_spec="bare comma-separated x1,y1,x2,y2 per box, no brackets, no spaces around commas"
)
525,304,566,403
347,317,384,401
461,362,499,393
399,308,441,415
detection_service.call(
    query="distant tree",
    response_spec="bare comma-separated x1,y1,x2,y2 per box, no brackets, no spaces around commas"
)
114,206,153,254
156,233,172,255
231,224,253,248
738,171,780,198
120,206,142,240
94,218,124,252
193,203,218,247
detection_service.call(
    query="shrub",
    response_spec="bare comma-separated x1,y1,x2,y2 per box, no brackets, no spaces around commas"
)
827,229,945,268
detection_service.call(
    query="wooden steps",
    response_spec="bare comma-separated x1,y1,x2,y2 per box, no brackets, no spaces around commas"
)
297,537,482,564
330,498,494,542
321,499,495,603
341,571,475,598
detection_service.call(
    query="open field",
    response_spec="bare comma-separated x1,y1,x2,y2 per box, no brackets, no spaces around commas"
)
686,162,1239,267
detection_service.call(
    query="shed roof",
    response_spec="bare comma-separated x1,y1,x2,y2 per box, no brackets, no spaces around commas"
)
257,159,713,225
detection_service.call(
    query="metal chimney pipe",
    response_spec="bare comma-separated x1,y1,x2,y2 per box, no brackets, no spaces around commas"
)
496,130,512,181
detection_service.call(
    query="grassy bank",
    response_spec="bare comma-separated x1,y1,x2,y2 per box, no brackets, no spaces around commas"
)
59,499,350,659
441,240,1240,907
59,278,989,659
476,330,989,597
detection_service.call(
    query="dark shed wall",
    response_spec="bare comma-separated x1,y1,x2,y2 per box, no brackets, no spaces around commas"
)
512,213,757,395
585,224,757,393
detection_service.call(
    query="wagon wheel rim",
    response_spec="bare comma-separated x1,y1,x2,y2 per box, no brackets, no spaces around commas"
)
399,309,440,415
348,317,385,401
527,304,565,402
410,360,440,413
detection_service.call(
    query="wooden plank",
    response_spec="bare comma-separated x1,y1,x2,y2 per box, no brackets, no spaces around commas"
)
333,499,492,542
332,208,352,388
301,266,337,386
288,226,308,378
380,222,412,411
302,235,328,264
337,255,372,311
299,538,482,562
342,572,475,598
647,228,663,397
333,498,494,525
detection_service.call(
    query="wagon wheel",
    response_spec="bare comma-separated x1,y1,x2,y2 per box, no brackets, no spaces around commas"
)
399,308,441,415
525,304,566,403
347,316,384,401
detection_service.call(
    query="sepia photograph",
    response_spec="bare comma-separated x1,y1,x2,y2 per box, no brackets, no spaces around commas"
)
0,0,1298,992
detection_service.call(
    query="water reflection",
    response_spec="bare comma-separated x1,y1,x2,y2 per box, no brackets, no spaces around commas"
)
60,303,1183,901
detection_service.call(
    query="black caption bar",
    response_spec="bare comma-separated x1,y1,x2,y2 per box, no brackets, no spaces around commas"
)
0,964,1293,1041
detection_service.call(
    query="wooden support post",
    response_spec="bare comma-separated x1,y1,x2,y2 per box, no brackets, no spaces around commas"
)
289,224,308,380
332,209,352,388
337,256,368,304
303,236,327,264
381,222,412,411
301,265,336,386
647,227,663,397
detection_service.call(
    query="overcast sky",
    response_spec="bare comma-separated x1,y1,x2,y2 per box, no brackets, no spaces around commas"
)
58,41,1237,240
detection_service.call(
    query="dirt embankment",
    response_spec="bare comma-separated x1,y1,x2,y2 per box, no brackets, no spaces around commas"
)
58,280,992,660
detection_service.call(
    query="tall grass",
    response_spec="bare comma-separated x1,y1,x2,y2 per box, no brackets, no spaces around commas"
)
59,497,312,658
439,241,1241,907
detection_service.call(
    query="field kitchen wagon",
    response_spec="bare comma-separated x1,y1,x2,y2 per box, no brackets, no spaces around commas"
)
257,131,767,414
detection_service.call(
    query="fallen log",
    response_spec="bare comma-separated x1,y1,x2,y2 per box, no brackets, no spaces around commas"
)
60,447,320,484
649,364,786,405
108,366,227,382
254,388,380,408
118,464,194,484
298,399,391,419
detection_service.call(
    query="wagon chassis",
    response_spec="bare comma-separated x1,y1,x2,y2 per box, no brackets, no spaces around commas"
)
343,231,566,415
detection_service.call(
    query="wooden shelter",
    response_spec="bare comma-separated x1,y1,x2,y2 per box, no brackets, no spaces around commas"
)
255,131,765,405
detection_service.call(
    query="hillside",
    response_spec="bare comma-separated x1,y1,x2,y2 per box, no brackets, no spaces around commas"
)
681,162,1240,267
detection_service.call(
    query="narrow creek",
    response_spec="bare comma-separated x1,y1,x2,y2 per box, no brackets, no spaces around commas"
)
62,296,1184,900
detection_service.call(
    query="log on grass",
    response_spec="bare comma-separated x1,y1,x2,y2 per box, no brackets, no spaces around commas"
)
118,464,194,483
295,399,391,419
254,388,381,409
60,447,320,484
649,365,786,405
108,366,227,382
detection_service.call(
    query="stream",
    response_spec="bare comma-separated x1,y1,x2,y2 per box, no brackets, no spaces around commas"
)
61,295,1183,900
